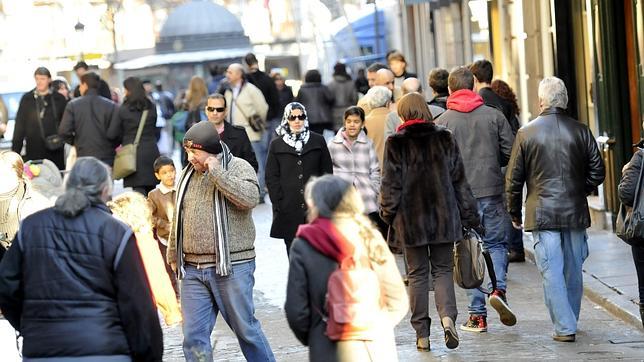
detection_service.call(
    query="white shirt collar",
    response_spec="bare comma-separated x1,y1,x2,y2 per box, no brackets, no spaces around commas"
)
158,183,175,194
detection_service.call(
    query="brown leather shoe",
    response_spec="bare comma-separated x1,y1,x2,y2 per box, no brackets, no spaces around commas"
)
416,336,430,351
553,334,576,342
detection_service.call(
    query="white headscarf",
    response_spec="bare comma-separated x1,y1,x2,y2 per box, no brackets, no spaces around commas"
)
275,102,311,154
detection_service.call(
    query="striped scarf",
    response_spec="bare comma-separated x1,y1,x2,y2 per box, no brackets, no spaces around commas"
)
175,142,234,277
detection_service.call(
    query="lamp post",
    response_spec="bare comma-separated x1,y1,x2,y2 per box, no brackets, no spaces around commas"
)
75,20,85,61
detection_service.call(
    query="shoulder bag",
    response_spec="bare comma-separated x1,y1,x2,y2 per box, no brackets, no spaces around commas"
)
113,109,148,180
233,97,265,132
453,228,497,293
35,93,65,151
616,153,644,246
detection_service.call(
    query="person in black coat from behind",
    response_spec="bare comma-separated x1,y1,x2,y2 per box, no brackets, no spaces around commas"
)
204,93,258,172
295,70,335,136
110,77,160,195
0,157,163,361
266,102,333,255
12,67,68,169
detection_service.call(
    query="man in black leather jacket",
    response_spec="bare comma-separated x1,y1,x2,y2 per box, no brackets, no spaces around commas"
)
505,76,605,342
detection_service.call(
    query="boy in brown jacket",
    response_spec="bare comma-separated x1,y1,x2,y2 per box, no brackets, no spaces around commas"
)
147,155,178,294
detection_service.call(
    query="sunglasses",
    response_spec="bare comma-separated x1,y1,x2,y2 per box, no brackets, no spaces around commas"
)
206,106,226,113
288,114,307,121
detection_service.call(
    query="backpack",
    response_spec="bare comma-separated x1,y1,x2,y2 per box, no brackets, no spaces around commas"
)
323,254,384,341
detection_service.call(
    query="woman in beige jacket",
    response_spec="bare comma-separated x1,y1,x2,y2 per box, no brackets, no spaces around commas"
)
285,175,408,361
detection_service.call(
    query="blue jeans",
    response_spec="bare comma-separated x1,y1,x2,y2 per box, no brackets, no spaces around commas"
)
532,229,588,336
466,195,508,316
252,140,268,197
181,261,275,361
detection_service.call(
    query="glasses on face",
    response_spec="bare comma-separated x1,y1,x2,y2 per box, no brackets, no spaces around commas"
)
206,106,225,113
288,114,306,121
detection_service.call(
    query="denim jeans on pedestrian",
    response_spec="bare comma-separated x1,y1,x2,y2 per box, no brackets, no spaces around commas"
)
466,195,508,316
181,260,275,362
532,229,588,336
252,140,268,198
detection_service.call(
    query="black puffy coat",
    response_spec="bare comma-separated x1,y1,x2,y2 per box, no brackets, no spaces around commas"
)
111,99,160,188
505,107,605,231
0,204,163,360
380,122,480,246
295,83,335,127
265,133,333,240
12,90,67,169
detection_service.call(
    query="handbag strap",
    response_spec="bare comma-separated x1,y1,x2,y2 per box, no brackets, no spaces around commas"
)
133,109,149,146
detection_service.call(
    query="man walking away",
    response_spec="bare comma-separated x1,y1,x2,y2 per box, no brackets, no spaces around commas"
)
168,121,275,361
470,60,519,133
437,66,516,333
506,77,605,342
72,61,112,100
59,72,120,166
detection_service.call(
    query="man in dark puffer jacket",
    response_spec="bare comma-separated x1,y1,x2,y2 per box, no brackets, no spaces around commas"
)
0,157,163,361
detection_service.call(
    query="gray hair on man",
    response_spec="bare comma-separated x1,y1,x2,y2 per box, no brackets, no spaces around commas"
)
366,86,392,109
55,157,112,218
538,76,568,109
402,77,422,95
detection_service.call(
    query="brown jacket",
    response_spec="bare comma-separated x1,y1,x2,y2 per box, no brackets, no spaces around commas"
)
365,107,390,170
147,186,176,242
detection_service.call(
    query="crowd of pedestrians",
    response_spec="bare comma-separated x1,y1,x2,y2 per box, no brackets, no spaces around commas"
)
0,50,618,361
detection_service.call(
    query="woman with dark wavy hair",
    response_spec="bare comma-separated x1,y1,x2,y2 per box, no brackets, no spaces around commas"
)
111,76,160,195
490,79,521,134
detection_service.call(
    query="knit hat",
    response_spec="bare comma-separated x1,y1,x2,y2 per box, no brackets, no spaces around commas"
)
183,121,223,155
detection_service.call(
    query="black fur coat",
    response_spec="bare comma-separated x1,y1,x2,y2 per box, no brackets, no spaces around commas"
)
380,122,480,246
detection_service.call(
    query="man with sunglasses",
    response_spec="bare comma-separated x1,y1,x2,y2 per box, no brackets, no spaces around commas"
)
205,94,258,172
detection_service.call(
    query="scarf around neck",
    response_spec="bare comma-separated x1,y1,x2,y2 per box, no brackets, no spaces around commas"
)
275,102,310,154
295,217,354,263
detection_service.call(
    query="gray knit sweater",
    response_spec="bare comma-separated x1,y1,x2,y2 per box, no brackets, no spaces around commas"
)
167,157,260,267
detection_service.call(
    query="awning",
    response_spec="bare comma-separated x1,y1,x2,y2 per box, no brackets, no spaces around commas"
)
113,47,251,70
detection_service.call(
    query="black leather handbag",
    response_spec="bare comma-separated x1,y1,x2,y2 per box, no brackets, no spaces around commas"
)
616,154,644,246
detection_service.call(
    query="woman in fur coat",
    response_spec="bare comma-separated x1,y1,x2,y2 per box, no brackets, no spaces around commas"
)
380,93,482,351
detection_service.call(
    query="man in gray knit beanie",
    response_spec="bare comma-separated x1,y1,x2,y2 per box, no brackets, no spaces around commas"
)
167,121,275,361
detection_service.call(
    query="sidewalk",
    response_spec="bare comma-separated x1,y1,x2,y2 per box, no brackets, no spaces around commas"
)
523,228,642,329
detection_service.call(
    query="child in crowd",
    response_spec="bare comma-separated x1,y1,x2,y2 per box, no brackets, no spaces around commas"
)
108,191,182,326
147,156,178,294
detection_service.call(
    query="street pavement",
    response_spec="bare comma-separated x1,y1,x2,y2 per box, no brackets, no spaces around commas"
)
2,202,644,361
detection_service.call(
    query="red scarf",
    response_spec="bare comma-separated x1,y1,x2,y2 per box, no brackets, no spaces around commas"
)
397,118,427,132
295,217,354,263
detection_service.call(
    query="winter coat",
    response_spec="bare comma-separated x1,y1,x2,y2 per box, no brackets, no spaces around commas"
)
364,107,390,170
437,89,515,198
220,120,259,172
223,80,269,142
73,79,112,100
295,83,335,127
380,122,480,246
506,107,605,231
277,86,295,120
110,99,160,188
428,94,448,110
479,87,520,134
246,69,281,120
327,76,358,130
285,217,408,362
266,133,333,240
0,204,163,360
58,89,120,166
327,129,380,214
12,90,67,169
619,149,644,208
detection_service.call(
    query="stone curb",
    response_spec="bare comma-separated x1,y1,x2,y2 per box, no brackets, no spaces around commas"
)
522,232,643,330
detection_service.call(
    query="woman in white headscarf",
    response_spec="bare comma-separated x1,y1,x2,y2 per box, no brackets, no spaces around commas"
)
265,102,333,256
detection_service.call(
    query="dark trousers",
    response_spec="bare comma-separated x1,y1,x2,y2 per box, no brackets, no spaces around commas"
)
158,241,179,297
633,245,644,306
133,185,155,196
405,242,457,338
285,238,293,258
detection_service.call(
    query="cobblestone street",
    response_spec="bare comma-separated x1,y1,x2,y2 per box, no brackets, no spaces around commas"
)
2,202,644,361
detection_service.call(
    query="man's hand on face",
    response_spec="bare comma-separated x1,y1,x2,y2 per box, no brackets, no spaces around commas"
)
205,154,221,171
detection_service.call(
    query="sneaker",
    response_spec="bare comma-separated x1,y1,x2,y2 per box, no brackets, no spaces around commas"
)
416,336,430,351
489,290,517,326
460,315,487,333
553,334,576,342
441,316,459,349
508,250,525,263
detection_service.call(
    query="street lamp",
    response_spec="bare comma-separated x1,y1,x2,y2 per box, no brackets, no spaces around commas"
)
75,20,85,61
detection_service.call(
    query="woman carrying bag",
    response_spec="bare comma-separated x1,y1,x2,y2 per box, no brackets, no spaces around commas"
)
110,77,159,195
